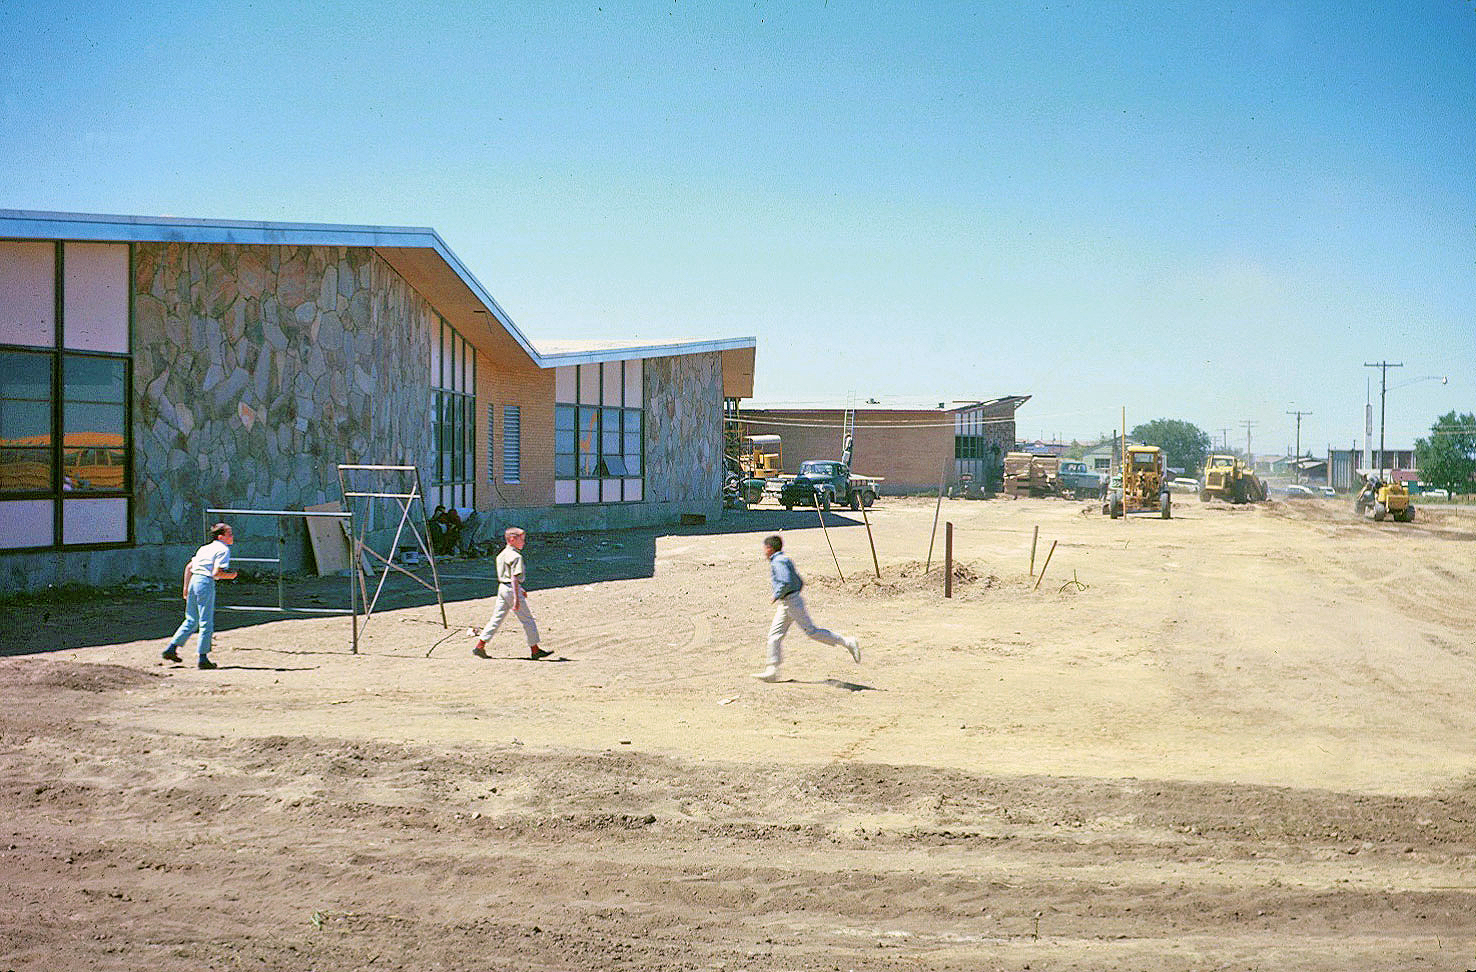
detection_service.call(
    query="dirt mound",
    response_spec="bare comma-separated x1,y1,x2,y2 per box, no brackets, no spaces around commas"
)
0,658,158,693
811,560,1006,599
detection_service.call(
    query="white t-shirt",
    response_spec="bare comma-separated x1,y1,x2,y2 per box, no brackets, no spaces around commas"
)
188,539,232,579
495,545,525,586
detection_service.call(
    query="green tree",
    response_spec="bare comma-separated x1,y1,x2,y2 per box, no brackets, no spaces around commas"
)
1414,411,1476,494
1130,419,1212,474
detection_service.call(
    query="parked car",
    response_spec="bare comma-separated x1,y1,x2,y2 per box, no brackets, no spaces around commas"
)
1317,485,1336,497
1168,477,1200,494
1422,488,1450,500
1282,484,1317,499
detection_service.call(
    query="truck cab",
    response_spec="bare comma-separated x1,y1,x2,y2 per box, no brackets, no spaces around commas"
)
779,460,879,511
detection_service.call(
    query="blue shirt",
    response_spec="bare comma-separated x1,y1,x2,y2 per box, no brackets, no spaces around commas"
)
768,551,803,600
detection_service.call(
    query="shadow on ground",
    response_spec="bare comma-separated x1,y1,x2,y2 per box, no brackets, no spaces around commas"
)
0,507,866,656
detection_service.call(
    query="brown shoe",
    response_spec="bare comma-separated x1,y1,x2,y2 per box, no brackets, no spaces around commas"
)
529,646,553,660
472,644,489,659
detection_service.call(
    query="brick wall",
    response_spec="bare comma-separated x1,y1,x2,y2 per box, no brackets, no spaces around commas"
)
738,409,955,493
477,357,554,508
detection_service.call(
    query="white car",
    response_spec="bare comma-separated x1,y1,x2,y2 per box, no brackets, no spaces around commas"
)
1282,484,1317,499
1423,488,1450,501
1168,477,1200,493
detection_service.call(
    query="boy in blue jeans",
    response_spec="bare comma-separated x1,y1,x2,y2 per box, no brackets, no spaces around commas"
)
163,522,237,670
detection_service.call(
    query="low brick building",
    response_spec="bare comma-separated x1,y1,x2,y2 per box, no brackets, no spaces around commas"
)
737,397,1028,494
0,210,755,592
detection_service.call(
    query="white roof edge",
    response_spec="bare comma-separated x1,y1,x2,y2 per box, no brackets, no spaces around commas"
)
533,336,757,368
0,209,537,364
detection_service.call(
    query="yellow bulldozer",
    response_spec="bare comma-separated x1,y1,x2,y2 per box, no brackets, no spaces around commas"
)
1103,444,1171,518
1354,474,1414,522
1198,454,1268,504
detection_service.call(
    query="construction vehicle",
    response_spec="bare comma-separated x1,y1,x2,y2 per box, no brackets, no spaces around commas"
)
1103,444,1171,518
1354,474,1414,522
1198,454,1268,504
1002,452,1060,497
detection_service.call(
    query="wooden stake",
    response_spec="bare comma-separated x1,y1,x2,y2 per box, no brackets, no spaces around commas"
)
816,503,844,583
1032,540,1058,591
944,521,953,598
925,459,947,572
861,503,881,578
1029,525,1039,576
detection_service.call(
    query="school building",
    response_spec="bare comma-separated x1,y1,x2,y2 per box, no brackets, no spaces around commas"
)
0,209,755,592
736,397,1029,493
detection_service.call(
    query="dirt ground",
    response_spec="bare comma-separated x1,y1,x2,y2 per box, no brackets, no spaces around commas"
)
2,495,1475,971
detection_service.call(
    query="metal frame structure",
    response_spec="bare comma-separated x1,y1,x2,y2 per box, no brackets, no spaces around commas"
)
337,464,447,642
201,506,359,653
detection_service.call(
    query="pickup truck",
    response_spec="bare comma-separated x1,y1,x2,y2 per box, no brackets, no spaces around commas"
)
1057,459,1105,498
778,460,881,511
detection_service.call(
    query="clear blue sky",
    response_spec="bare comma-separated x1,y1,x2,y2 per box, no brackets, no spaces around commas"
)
3,0,1471,452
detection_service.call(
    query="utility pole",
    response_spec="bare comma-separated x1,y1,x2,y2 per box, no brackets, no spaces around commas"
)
1363,361,1403,476
1240,420,1257,464
1217,428,1232,452
1286,409,1312,483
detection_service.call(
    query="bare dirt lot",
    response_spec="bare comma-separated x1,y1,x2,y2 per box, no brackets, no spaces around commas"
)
3,495,1475,971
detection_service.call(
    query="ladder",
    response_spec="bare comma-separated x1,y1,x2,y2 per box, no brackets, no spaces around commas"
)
841,391,856,456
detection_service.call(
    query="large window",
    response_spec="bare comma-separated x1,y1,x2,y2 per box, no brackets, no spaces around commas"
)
553,359,642,504
430,317,474,509
0,240,131,550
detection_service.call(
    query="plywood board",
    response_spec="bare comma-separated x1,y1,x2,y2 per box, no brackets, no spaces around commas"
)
304,502,351,575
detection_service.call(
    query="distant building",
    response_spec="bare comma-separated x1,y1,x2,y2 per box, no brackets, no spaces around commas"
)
737,397,1029,493
1327,447,1415,492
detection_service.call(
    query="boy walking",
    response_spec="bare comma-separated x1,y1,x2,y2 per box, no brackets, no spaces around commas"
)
163,522,237,670
753,534,859,682
469,527,551,660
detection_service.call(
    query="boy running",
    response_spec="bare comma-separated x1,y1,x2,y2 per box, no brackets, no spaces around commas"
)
753,534,859,682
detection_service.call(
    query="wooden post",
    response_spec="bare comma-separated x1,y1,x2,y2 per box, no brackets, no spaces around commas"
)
861,503,881,579
925,459,947,572
816,503,844,583
1032,540,1058,591
1029,525,1039,576
944,521,953,598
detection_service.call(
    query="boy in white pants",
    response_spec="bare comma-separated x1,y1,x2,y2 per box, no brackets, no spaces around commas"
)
753,533,859,682
470,527,551,660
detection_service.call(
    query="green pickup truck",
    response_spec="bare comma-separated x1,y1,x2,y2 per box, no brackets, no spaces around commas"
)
778,460,880,511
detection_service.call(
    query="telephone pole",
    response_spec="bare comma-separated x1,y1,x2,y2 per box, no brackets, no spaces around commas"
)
1240,420,1257,464
1286,409,1312,483
1217,428,1232,452
1363,361,1403,475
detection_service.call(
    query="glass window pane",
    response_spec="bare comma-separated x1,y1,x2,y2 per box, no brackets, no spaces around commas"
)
63,496,128,544
603,432,621,457
623,359,642,407
1,400,51,440
602,360,622,406
0,447,52,491
0,498,53,547
555,453,576,477
554,366,575,403
623,433,641,460
578,364,599,404
604,455,626,476
1,350,54,401
64,355,125,403
555,405,576,431
624,451,641,475
579,450,599,476
62,243,129,354
624,409,641,435
577,407,598,457
0,242,56,348
555,429,575,455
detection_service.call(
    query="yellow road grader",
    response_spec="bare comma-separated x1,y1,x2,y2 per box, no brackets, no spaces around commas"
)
1198,454,1268,504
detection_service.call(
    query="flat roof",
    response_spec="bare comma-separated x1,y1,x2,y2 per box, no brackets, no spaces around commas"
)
0,209,756,375
743,395,1030,413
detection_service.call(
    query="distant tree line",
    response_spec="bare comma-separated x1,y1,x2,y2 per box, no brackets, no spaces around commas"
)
1415,411,1476,493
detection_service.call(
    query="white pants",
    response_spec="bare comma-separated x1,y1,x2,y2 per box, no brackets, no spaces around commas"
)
766,592,845,667
478,583,540,646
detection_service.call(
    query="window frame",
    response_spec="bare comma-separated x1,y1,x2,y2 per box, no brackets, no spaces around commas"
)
553,361,644,504
0,240,134,552
429,317,475,509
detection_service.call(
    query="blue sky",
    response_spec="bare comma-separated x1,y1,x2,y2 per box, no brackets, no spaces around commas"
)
2,0,1471,451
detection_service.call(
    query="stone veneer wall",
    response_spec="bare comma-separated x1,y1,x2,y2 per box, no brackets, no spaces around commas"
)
131,244,434,553
643,352,723,504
